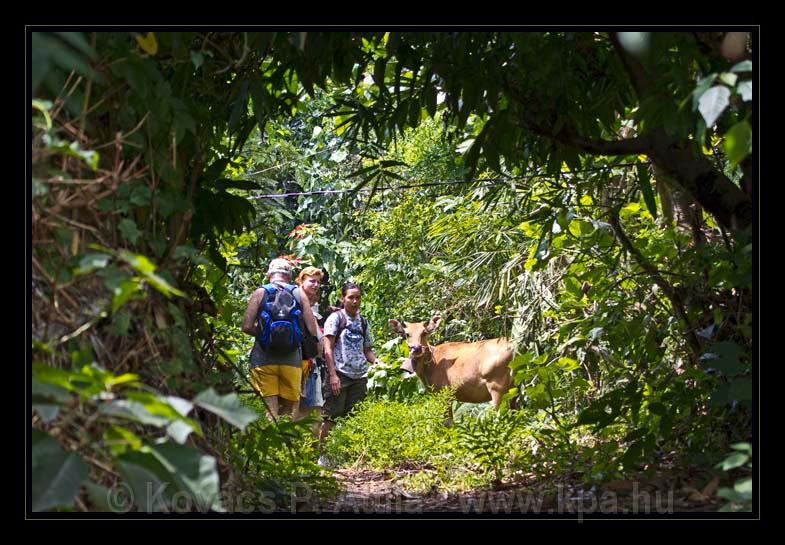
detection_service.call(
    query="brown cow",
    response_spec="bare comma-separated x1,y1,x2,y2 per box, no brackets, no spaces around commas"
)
388,316,514,410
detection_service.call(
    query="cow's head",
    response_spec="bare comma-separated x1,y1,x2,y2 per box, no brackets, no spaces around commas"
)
389,316,442,373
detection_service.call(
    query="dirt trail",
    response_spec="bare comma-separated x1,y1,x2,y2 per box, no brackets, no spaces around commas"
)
308,466,723,515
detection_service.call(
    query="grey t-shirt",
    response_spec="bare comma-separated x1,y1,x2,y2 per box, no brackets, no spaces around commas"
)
324,310,372,379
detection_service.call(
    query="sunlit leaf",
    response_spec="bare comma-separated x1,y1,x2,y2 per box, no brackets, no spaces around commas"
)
135,32,158,56
736,80,752,102
112,278,142,314
723,121,752,168
193,388,258,431
698,86,731,127
74,253,112,275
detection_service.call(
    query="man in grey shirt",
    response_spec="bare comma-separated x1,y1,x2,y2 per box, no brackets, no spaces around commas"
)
318,282,380,466
241,258,317,419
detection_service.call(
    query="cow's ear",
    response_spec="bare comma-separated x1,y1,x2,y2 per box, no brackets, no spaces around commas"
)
389,319,404,335
426,315,442,333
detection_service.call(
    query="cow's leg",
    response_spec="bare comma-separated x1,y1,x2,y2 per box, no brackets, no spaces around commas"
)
487,366,513,411
487,376,512,411
489,385,505,411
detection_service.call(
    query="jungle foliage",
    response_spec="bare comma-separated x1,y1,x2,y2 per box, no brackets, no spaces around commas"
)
31,30,753,513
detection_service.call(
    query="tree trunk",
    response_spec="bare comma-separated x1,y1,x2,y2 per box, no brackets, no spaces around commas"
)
648,131,751,233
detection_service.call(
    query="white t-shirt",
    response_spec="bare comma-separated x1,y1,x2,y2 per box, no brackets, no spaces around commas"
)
324,310,372,379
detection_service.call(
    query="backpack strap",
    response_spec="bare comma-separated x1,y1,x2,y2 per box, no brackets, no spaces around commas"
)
262,283,300,308
255,285,274,339
335,310,346,339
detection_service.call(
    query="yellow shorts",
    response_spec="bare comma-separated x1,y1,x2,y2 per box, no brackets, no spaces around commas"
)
249,365,302,402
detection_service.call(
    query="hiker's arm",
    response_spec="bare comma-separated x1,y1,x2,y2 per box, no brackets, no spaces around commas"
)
323,335,336,374
364,346,380,365
297,289,318,336
241,288,265,336
363,323,379,364
323,335,341,395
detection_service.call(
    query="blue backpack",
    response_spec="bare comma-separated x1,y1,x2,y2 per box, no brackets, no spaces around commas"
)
258,283,303,354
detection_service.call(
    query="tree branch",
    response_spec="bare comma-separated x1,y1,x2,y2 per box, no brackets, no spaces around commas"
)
502,76,654,157
609,32,651,98
502,37,751,232
649,132,751,232
607,206,702,362
566,133,652,156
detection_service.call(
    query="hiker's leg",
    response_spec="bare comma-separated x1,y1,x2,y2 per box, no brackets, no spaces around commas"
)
264,395,279,419
280,398,300,419
319,420,333,447
342,376,368,417
249,366,281,420
277,364,303,419
293,359,310,421
294,405,308,421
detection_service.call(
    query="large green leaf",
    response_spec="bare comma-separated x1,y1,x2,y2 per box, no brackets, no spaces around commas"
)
32,404,60,423
116,451,177,512
99,399,171,427
118,251,156,274
117,443,224,512
717,452,749,471
118,219,141,245
73,253,112,276
104,426,143,456
32,32,102,92
112,278,142,314
723,121,752,168
33,363,108,398
31,429,88,512
104,392,201,435
54,32,96,58
166,420,195,444
150,443,225,512
736,80,752,102
730,60,752,73
31,378,71,423
84,482,115,512
192,388,258,431
729,378,752,402
702,341,747,378
144,271,186,299
698,85,731,127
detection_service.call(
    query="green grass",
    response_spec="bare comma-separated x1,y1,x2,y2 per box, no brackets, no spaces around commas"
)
325,389,459,468
323,389,537,492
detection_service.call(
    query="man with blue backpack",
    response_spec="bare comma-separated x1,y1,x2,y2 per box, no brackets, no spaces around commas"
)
242,258,318,419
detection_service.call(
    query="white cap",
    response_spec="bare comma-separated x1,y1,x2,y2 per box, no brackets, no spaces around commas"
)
267,258,293,277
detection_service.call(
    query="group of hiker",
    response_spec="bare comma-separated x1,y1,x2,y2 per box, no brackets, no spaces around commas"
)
241,257,380,467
